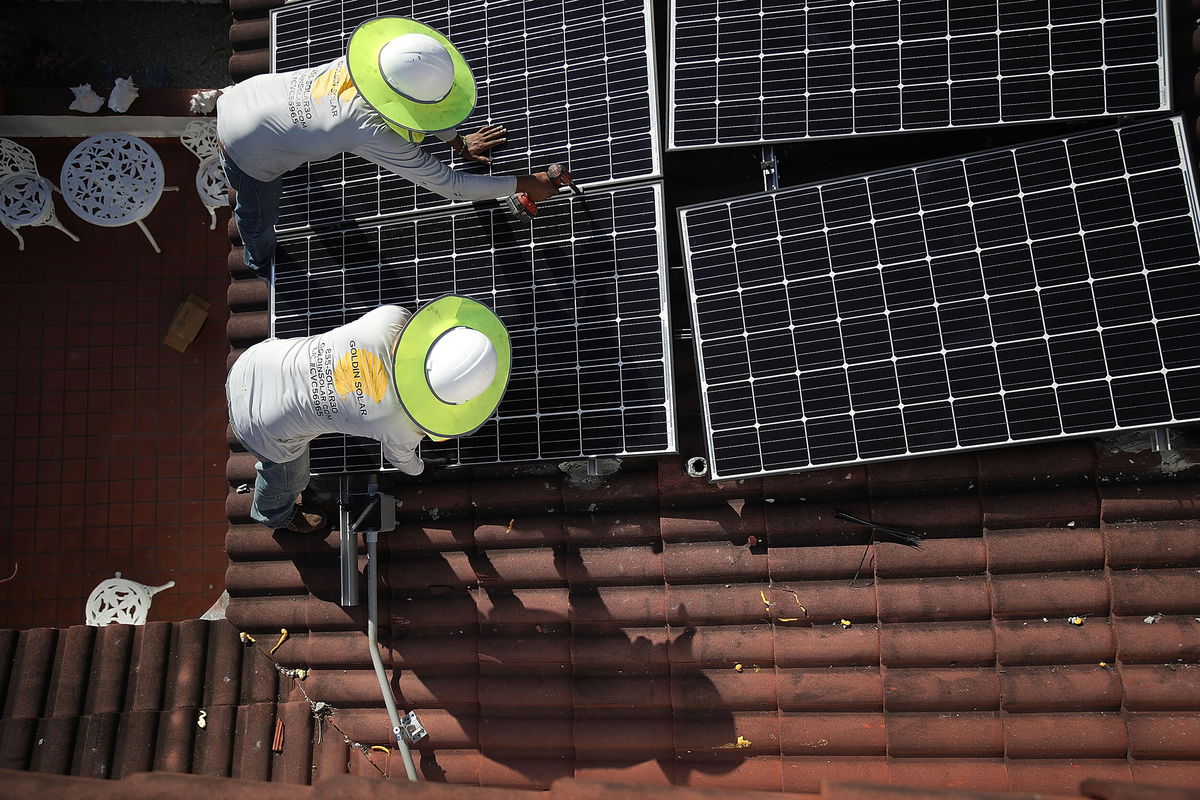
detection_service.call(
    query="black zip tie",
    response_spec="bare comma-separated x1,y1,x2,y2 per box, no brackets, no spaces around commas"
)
834,511,924,548
836,511,925,589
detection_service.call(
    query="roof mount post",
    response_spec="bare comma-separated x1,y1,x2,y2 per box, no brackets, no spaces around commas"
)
338,474,359,607
761,145,780,192
1150,426,1173,456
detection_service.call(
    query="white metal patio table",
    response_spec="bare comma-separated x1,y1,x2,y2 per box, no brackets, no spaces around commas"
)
60,133,176,253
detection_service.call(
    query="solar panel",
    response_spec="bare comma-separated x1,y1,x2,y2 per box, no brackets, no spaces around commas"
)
270,0,660,232
680,116,1200,480
668,0,1170,150
272,183,676,473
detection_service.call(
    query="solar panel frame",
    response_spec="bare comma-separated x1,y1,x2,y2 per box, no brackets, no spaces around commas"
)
269,0,662,232
666,0,1172,151
679,116,1200,481
270,182,677,474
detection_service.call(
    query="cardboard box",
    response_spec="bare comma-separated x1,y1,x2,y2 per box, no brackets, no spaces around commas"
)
164,294,210,353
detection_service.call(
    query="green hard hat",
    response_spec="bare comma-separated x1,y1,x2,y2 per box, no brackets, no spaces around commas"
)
347,16,476,135
392,295,511,439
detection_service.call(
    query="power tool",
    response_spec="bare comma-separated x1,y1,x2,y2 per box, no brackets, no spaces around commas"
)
504,163,581,220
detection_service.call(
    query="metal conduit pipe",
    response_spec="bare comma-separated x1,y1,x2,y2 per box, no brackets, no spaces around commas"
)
338,475,359,608
366,529,419,782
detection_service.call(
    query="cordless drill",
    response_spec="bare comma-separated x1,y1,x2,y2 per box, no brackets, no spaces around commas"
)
505,163,581,220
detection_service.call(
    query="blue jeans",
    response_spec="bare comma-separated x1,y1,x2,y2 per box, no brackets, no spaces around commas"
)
251,446,311,529
220,151,283,279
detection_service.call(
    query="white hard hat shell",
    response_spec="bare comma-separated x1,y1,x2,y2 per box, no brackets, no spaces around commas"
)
426,326,499,404
378,33,456,103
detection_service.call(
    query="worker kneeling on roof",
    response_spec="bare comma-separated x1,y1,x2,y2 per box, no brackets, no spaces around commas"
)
227,296,510,533
214,16,558,279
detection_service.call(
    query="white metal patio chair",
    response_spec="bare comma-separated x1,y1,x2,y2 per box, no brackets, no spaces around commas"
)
85,571,176,626
181,120,229,228
0,172,79,251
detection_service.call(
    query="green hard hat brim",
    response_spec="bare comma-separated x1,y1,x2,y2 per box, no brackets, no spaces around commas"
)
392,295,511,439
347,16,476,134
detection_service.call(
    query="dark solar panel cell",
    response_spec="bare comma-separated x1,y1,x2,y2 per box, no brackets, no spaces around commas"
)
875,217,928,265
805,415,858,464
1093,275,1152,327
841,314,893,363
1032,236,1090,287
903,402,958,451
1102,323,1161,376
847,362,900,411
800,368,853,417
939,300,993,349
868,171,921,219
1057,381,1115,432
882,261,936,310
946,347,1001,397
754,375,803,424
923,208,977,257
997,339,1055,390
1140,218,1200,271
953,394,1008,445
835,268,883,319
1084,228,1144,279
1023,190,1081,240
930,252,985,303
855,408,908,458
965,151,1021,202
1050,332,1108,383
1004,388,1062,439
1129,171,1191,222
760,424,809,470
897,354,950,405
1158,317,1200,369
854,48,901,91
1041,284,1099,335
788,277,839,325
782,232,834,281
794,323,846,371
748,329,798,378
972,199,1028,249
889,306,943,356
1076,180,1134,230
989,291,1044,343
981,245,1037,294
1112,373,1171,426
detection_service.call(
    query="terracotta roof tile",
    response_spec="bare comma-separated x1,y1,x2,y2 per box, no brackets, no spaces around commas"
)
882,667,999,712
1122,665,1200,711
994,620,1115,666
880,622,995,668
886,712,1003,757
990,572,1109,619
999,666,1122,712
985,527,1106,573
1105,522,1200,569
885,758,1010,793
782,758,888,793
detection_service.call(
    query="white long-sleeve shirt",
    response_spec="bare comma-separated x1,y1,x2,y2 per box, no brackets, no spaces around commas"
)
227,305,425,474
216,56,517,201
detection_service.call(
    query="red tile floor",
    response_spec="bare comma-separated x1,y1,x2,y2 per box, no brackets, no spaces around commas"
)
0,137,232,629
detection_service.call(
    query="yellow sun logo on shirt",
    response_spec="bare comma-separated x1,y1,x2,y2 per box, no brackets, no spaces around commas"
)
333,347,389,404
311,63,358,103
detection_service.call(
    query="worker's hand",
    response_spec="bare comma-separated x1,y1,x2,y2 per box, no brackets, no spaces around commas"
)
459,124,507,164
518,172,558,202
